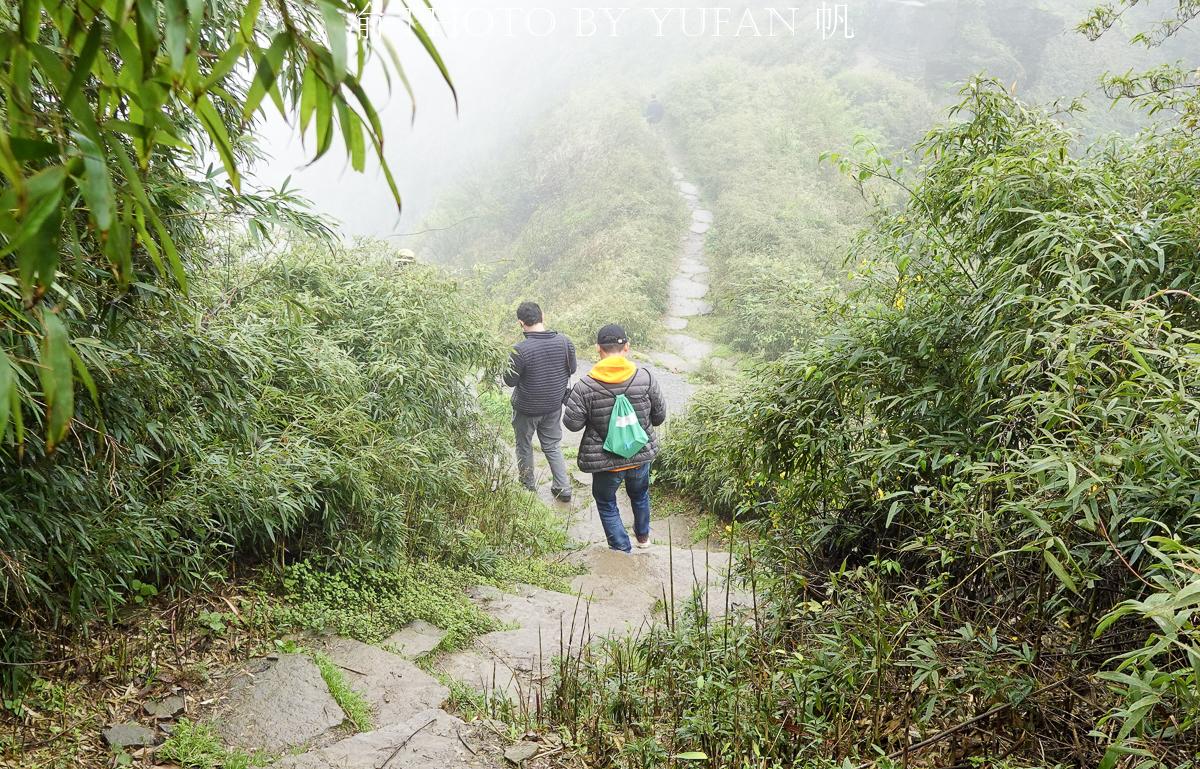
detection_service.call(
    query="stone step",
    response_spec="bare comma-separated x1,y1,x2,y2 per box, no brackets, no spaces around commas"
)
274,709,498,769
310,637,449,727
213,654,345,754
384,620,449,660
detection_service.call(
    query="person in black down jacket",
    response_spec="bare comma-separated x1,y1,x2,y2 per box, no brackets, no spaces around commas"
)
563,324,667,552
503,302,577,502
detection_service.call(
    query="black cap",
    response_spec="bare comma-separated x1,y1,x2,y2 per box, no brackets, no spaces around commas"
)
596,323,628,345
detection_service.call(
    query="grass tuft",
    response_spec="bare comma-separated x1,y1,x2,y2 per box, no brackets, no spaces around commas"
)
158,719,267,769
311,653,374,733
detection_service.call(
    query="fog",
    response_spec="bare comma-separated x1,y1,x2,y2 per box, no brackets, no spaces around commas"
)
247,0,1192,238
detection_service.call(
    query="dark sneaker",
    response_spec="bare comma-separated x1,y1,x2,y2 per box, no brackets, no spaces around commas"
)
552,489,573,503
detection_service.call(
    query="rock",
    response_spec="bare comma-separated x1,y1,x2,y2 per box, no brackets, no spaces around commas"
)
213,654,345,753
665,334,714,364
466,584,506,602
143,694,185,719
504,741,540,765
669,275,709,301
384,620,449,659
102,723,156,748
275,709,487,769
677,181,699,196
689,221,711,235
692,209,714,224
310,637,448,726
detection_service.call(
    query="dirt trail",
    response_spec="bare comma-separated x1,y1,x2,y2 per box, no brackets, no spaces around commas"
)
202,165,733,769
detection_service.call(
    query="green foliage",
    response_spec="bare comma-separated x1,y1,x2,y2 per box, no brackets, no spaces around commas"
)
0,243,511,688
158,719,267,769
424,87,684,345
0,0,446,449
312,651,373,732
653,80,1200,766
271,558,502,652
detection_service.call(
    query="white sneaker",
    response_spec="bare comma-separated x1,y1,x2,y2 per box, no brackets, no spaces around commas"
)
636,537,651,549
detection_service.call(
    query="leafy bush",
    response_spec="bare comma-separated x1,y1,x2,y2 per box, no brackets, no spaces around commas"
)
0,0,433,452
0,241,515,686
648,81,1200,766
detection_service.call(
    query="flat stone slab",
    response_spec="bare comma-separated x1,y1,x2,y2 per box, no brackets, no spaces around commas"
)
670,276,709,300
664,316,688,330
143,694,185,719
311,637,448,727
103,723,156,748
274,709,493,769
692,209,713,224
439,583,635,703
677,181,698,196
665,334,714,364
214,654,344,753
669,297,713,317
504,741,540,764
384,621,449,659
690,221,711,235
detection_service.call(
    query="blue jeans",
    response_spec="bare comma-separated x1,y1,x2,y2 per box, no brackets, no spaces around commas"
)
592,463,651,552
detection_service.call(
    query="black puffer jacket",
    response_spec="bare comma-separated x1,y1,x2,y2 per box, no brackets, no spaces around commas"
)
563,365,667,473
504,331,577,415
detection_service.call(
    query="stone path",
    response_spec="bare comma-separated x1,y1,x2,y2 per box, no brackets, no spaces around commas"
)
654,167,715,373
197,158,736,769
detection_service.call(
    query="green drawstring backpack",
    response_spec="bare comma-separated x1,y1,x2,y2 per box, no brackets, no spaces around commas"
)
603,371,650,459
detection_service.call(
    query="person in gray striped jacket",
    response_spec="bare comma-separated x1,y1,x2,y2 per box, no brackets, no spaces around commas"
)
503,302,577,502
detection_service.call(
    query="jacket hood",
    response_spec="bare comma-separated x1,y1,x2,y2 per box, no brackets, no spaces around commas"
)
589,356,636,384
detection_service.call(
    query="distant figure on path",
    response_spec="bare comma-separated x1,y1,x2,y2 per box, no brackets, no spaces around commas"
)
504,302,577,502
644,94,664,124
564,324,667,552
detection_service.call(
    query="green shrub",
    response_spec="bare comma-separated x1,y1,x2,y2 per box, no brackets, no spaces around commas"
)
652,80,1200,766
0,241,512,688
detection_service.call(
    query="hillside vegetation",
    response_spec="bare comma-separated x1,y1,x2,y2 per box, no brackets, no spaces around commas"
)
422,89,684,345
0,0,545,706
1,244,536,680
602,79,1200,767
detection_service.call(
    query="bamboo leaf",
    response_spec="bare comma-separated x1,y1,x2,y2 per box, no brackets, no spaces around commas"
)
319,0,348,84
1044,548,1079,595
39,311,74,452
73,131,115,231
164,0,187,71
0,351,13,441
194,93,240,189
